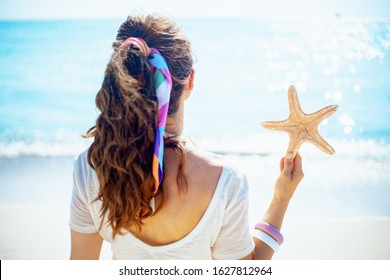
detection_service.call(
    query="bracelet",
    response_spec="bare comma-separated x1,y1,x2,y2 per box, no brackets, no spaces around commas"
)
255,221,284,245
253,229,279,252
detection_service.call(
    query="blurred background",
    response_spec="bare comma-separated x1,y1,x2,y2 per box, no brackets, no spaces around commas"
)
0,0,389,259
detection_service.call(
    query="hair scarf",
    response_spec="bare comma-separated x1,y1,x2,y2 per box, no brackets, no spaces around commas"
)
121,37,172,193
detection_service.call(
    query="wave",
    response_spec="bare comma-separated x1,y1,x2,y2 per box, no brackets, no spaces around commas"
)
0,139,92,158
1,133,389,160
194,133,389,159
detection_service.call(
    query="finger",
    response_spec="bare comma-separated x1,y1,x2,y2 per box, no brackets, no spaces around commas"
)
279,157,284,173
293,152,304,179
293,152,303,172
282,151,294,175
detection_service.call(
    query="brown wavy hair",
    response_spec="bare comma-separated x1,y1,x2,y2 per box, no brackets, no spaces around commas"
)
83,14,193,237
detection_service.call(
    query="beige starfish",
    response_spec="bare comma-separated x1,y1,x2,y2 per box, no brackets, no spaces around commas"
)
262,85,338,157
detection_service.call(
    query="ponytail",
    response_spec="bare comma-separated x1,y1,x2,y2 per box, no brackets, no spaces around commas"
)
85,44,157,236
84,14,193,238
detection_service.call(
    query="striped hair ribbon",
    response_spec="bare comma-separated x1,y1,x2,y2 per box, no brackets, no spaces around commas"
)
121,37,172,193
149,49,172,193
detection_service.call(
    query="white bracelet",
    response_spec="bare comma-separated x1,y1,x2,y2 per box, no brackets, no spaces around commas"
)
253,229,280,252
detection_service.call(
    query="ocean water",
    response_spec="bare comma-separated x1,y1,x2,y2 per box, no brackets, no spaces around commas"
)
0,18,389,155
0,17,390,217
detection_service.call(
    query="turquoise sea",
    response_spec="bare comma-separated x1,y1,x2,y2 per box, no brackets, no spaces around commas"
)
0,17,389,217
1,18,390,153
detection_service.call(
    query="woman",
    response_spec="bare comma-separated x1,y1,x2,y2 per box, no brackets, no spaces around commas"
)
69,14,304,260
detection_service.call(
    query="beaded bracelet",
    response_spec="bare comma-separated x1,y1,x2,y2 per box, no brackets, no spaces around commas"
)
253,229,279,252
255,221,284,245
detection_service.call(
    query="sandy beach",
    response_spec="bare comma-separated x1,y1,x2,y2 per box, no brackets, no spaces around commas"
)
0,154,389,260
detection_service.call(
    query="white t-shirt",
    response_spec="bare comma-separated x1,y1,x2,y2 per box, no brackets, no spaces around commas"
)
70,149,255,260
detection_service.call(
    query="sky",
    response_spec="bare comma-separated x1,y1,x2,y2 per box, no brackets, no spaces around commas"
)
0,0,389,20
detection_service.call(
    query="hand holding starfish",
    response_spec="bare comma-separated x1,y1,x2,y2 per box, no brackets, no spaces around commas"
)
262,85,338,157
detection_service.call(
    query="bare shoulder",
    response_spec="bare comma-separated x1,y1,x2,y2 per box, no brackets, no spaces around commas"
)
186,141,225,169
184,142,226,195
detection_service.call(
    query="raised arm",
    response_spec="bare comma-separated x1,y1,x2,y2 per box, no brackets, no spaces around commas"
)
251,152,304,259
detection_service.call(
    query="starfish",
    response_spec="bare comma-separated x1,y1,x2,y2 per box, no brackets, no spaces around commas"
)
261,85,338,157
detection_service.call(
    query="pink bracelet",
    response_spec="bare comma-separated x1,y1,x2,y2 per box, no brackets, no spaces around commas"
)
255,221,284,245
